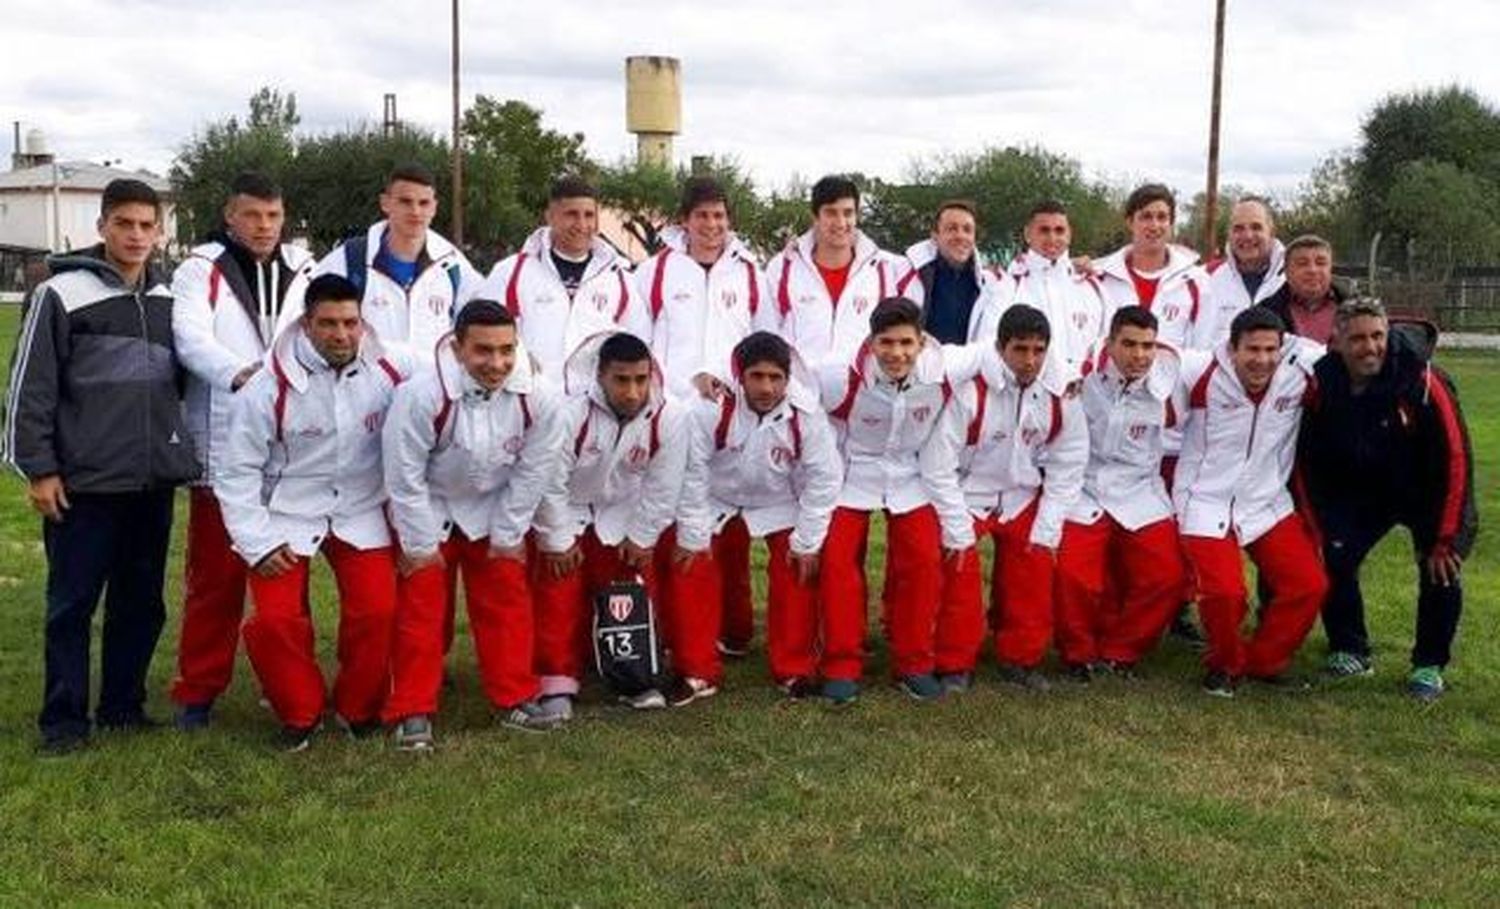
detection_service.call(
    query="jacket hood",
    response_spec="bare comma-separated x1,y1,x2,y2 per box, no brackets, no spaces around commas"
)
792,227,883,274
1095,243,1201,283
658,224,758,265
363,220,461,267
716,340,821,415
431,331,538,403
904,238,986,277
267,316,395,393
850,333,949,390
562,329,666,406
519,226,623,274
1220,238,1285,276
46,244,168,290
1081,338,1181,401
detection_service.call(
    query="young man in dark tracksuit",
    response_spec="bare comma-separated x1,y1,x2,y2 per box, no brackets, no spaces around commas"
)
1299,299,1477,701
3,179,200,753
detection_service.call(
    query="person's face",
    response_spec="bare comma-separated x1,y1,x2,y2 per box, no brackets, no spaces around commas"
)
813,197,858,253
684,201,730,260
1025,212,1072,261
1338,314,1388,381
740,361,789,415
872,323,923,381
1000,335,1049,387
303,299,364,368
933,207,976,266
1127,200,1174,257
599,359,652,420
379,179,437,241
1228,201,1274,268
1231,328,1283,394
97,202,160,270
1286,246,1333,301
453,323,518,391
1106,324,1158,382
224,193,286,260
546,195,598,257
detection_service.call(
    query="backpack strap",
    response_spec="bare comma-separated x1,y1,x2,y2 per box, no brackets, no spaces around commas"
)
504,252,528,317
649,250,670,321
343,236,369,297
966,375,988,446
713,394,736,450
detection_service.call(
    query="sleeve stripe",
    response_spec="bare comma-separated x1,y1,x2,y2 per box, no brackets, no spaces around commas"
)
1426,370,1469,541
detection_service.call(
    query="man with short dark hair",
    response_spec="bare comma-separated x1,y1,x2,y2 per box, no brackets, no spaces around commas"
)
480,176,649,380
316,163,482,362
1205,197,1286,344
4,179,201,754
169,171,316,729
895,200,1003,346
1264,234,1346,344
1000,200,1110,377
766,175,907,369
1299,299,1476,701
1095,184,1215,352
216,274,413,751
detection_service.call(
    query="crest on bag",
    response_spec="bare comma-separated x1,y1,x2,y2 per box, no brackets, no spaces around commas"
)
608,593,634,623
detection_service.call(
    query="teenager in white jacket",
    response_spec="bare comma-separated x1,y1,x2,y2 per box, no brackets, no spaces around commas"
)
530,332,692,716
1173,305,1329,697
1000,200,1110,380
169,172,314,728
215,275,413,751
313,163,483,363
817,299,975,705
944,305,1089,692
676,332,842,699
765,175,907,370
380,301,566,750
480,176,650,382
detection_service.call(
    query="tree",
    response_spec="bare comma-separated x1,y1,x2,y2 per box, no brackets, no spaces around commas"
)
1385,159,1500,277
288,127,451,251
1179,184,1247,257
169,87,299,245
1279,152,1363,260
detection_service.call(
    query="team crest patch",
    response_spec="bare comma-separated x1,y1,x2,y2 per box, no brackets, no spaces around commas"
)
1161,304,1182,321
503,435,524,455
1273,393,1300,412
428,295,446,315
720,290,738,309
1128,423,1150,440
853,296,870,313
911,405,932,423
627,445,650,466
608,593,635,623
592,290,610,310
364,412,384,433
1021,426,1045,445
770,445,795,466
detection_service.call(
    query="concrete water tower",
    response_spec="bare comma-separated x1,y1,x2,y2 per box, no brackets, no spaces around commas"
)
625,56,681,169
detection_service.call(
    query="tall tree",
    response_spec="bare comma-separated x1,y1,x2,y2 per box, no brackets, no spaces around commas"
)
169,87,299,244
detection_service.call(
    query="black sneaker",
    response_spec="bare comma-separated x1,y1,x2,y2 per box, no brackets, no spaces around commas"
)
278,724,319,753
1168,607,1207,649
998,664,1052,693
37,732,88,757
175,702,213,732
393,715,436,752
97,712,164,733
1098,660,1139,680
336,716,382,740
667,676,719,707
781,677,819,700
1062,663,1093,685
896,673,944,702
1201,670,1237,698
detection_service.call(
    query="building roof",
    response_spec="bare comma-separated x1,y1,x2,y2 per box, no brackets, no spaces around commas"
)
0,160,172,194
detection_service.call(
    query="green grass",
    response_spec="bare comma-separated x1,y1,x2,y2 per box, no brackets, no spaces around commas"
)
0,302,1496,907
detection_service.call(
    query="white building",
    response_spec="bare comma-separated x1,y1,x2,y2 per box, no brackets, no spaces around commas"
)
0,161,175,254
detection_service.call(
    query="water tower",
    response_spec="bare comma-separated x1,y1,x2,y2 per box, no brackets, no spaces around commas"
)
625,56,681,169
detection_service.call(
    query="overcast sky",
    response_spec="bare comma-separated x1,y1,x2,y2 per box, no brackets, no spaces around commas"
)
4,0,1497,203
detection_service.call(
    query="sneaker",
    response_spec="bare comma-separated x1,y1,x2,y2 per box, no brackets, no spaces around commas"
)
1201,670,1237,698
37,732,88,757
335,716,382,740
1406,666,1445,703
716,640,750,659
781,677,819,700
278,723,319,753
667,676,719,707
502,700,565,732
1062,663,1093,685
1168,607,1207,649
822,678,860,706
393,716,435,752
175,702,213,732
897,673,943,701
998,664,1052,693
1325,651,1375,679
536,694,574,723
620,688,667,710
937,672,974,695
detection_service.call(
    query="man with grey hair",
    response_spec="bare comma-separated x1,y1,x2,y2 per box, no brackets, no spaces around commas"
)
1298,298,1476,701
1264,234,1346,344
1206,197,1285,343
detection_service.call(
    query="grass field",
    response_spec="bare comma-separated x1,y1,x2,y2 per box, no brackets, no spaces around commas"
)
0,302,1496,907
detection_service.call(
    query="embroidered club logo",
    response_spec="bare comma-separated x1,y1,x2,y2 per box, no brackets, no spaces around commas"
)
770,445,794,466
721,290,738,310
627,444,650,467
608,594,634,623
503,435,524,455
911,405,932,423
1274,393,1300,413
364,412,383,433
853,296,870,313
1072,312,1089,330
1128,423,1150,440
1162,303,1182,322
428,295,446,315
592,291,609,311
1021,426,1045,446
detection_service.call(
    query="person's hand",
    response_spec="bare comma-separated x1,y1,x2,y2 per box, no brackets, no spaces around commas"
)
27,475,69,522
1425,545,1463,587
397,548,445,578
619,539,653,570
691,373,726,400
943,547,972,574
1071,255,1096,276
789,550,820,586
489,542,526,562
254,545,299,578
546,545,583,579
231,363,261,392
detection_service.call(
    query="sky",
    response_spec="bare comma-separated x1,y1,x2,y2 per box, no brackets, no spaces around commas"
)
3,0,1497,203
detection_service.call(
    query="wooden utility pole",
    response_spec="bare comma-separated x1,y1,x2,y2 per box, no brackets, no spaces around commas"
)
450,0,464,245
1203,0,1227,256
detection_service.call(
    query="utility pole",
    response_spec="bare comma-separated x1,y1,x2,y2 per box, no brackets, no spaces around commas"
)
1202,0,1228,256
450,0,464,245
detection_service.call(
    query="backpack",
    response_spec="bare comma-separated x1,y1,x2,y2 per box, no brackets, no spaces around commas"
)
591,576,665,696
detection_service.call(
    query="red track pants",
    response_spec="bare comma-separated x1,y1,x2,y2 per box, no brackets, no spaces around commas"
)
172,488,252,706
988,500,1057,668
1053,516,1185,666
714,516,755,651
654,526,722,683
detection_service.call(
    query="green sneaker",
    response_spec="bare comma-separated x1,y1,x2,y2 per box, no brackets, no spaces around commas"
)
1406,666,1445,703
1325,651,1374,678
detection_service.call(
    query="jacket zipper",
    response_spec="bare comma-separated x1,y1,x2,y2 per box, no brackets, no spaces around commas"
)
135,284,152,486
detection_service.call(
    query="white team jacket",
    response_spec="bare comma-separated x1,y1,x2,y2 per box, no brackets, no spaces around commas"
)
216,324,413,565
173,240,315,483
382,337,563,557
637,226,777,400
1001,249,1109,378
1204,240,1287,345
676,368,843,555
313,221,483,363
818,341,975,550
1094,244,1216,351
950,352,1088,549
1070,341,1182,530
479,227,651,382
894,238,1006,345
533,334,688,552
765,228,906,369
1172,337,1325,545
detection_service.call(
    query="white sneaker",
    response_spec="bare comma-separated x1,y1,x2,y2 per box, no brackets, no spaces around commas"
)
667,676,719,707
536,694,574,722
620,688,666,710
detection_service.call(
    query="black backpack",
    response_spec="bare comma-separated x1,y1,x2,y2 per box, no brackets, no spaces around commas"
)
591,577,665,696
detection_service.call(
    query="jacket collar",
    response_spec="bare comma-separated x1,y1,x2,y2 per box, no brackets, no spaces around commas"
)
519,227,622,284
269,319,392,393
1095,243,1200,283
